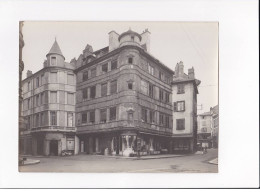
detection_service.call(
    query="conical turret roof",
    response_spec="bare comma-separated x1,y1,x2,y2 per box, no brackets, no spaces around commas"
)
46,39,65,59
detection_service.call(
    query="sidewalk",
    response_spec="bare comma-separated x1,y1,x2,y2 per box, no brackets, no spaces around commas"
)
208,158,218,165
93,154,184,160
20,159,40,166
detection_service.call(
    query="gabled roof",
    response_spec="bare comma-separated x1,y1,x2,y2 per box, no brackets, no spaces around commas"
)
46,39,65,59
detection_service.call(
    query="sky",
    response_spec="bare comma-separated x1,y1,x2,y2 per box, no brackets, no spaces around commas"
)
22,21,218,113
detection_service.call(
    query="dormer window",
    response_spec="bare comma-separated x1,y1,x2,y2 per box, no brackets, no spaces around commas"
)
128,57,133,64
51,57,56,65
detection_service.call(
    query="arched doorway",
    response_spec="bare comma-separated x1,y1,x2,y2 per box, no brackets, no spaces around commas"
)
50,140,58,156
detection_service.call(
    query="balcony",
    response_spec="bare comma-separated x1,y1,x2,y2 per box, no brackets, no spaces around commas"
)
31,126,76,132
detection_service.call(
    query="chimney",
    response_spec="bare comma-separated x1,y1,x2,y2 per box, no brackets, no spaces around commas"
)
26,70,33,78
83,44,93,58
188,67,195,79
141,29,151,52
108,31,119,51
178,61,184,77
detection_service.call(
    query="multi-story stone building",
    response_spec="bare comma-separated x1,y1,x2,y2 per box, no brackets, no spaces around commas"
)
20,39,78,156
210,105,219,148
74,29,174,156
171,62,201,153
197,111,212,148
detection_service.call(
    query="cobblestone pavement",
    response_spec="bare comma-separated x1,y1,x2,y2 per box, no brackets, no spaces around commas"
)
19,148,218,173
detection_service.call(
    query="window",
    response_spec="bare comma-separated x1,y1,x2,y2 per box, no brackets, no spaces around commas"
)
128,57,133,64
202,120,206,126
36,77,39,88
36,94,40,106
150,110,155,123
102,63,108,73
159,113,164,125
82,113,87,124
111,60,117,70
41,92,44,105
67,74,74,85
50,91,57,103
174,101,185,112
177,84,185,94
90,68,96,78
41,74,44,85
50,72,57,83
159,89,164,101
165,92,170,103
50,111,57,126
165,116,170,128
141,80,148,95
35,114,40,127
51,57,56,65
110,80,117,94
67,93,74,105
159,71,164,81
90,86,96,99
67,112,73,127
28,98,30,109
148,83,154,98
148,64,154,75
28,81,30,91
101,83,107,97
165,76,171,84
27,116,31,129
128,112,134,121
41,113,44,126
100,109,107,123
83,71,88,81
131,36,134,41
141,108,147,123
110,107,116,121
83,88,88,99
176,118,185,130
90,111,95,123
128,82,133,90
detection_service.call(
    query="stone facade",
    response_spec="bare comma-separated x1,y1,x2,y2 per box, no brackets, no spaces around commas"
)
20,40,78,156
171,62,201,153
197,112,212,148
75,30,174,156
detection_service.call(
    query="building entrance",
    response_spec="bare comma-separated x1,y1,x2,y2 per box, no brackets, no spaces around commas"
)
50,140,58,156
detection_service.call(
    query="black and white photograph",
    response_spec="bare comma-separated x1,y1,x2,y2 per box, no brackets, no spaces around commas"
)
0,0,258,189
18,21,218,173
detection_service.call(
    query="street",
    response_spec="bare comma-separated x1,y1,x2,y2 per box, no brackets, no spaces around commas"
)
19,148,218,173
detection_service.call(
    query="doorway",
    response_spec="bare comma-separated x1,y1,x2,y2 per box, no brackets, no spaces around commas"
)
50,140,58,156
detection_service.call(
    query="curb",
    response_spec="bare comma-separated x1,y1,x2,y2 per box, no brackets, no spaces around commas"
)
20,159,41,166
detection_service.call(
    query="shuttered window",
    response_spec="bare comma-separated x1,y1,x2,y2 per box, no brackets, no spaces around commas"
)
176,119,185,130
177,84,185,94
174,101,185,112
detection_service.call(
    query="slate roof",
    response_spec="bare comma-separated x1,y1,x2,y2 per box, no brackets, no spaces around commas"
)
46,39,65,59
